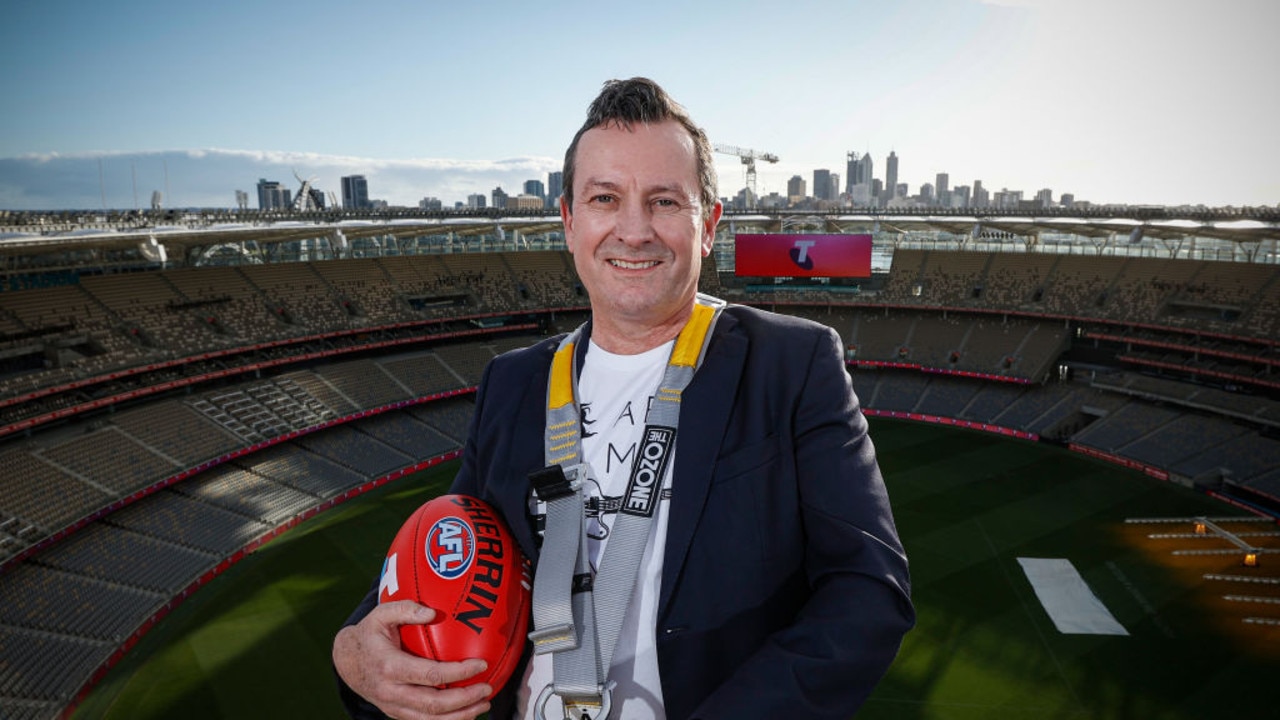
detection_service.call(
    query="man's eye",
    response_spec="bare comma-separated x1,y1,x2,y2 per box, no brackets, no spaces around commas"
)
653,198,681,213
590,194,615,204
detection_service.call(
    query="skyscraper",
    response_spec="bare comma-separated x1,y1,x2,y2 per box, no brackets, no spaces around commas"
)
885,151,899,202
859,153,874,195
935,173,950,207
813,169,832,201
547,171,564,207
524,179,546,200
846,152,861,194
257,178,291,210
341,175,369,210
787,175,806,203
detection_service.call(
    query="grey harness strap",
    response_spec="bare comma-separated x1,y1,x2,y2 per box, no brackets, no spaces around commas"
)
529,294,725,720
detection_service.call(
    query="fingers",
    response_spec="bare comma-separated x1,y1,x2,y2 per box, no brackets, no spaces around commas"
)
377,681,492,720
416,656,489,688
334,601,497,720
371,599,438,630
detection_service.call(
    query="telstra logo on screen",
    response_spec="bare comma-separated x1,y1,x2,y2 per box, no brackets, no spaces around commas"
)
734,234,872,278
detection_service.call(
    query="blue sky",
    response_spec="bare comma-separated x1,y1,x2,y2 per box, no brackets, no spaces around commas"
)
2,0,1276,209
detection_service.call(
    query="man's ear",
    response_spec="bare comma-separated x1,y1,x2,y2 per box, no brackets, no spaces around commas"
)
701,201,723,256
560,195,575,251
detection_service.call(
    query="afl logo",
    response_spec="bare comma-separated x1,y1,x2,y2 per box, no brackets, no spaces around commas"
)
425,517,475,580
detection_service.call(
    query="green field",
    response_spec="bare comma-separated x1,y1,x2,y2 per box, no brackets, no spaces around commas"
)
73,419,1280,719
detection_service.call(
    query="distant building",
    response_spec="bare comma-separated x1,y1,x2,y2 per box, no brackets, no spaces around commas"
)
846,151,863,193
787,175,807,205
341,175,370,210
1060,193,1075,208
547,171,564,207
524,179,546,200
758,192,786,209
492,186,509,210
919,182,935,205
973,180,989,208
257,178,291,210
729,187,755,210
994,189,1023,209
467,193,486,209
858,154,874,196
849,183,874,207
420,196,443,211
885,151,899,202
507,194,544,210
1035,188,1054,208
935,173,950,207
813,169,832,201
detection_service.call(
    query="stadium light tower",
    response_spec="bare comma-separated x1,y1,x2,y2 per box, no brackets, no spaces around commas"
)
714,144,779,209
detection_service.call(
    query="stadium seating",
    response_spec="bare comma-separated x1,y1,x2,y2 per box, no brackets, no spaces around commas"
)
0,244,1278,720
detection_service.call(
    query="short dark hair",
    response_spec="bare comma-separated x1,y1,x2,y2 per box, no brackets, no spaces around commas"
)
562,77,718,220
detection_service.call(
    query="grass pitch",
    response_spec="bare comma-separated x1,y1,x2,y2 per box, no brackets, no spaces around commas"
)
73,420,1280,719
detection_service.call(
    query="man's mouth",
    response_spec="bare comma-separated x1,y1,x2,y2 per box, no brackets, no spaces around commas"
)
608,259,661,270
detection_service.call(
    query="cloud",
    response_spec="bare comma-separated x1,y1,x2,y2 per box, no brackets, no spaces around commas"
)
0,148,562,210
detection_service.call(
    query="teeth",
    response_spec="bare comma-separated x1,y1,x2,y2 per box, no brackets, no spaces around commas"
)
609,259,659,270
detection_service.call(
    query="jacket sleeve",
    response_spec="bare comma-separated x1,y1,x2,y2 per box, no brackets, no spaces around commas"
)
690,325,915,719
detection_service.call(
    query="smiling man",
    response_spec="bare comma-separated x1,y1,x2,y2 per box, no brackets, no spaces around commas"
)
334,77,914,720
560,111,718,354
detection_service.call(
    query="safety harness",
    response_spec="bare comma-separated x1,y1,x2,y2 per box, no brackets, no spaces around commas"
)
527,294,726,720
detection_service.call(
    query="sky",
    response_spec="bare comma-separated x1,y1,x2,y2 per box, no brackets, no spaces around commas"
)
1,0,1276,211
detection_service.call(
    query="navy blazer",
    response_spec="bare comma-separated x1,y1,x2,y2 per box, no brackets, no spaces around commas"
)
340,305,914,720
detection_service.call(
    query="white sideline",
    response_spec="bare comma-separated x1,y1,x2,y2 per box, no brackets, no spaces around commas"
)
1017,557,1129,636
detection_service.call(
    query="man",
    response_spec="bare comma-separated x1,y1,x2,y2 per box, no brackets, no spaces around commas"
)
333,77,914,720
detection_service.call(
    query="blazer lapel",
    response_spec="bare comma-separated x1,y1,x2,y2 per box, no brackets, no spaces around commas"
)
658,313,747,616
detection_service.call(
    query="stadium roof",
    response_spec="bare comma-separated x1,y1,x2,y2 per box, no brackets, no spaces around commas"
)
0,207,1275,261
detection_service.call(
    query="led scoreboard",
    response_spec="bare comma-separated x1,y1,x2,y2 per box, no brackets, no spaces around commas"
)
734,233,872,278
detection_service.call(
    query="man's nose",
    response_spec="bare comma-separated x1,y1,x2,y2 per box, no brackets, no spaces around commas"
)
613,197,654,244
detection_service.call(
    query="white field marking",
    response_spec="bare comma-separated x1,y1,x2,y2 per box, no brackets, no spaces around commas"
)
1017,558,1129,636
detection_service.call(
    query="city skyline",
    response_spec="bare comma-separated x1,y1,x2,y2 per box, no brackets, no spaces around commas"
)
0,139,1252,214
1,0,1277,210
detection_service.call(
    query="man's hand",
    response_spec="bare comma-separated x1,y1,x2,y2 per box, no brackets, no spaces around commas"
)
333,600,493,720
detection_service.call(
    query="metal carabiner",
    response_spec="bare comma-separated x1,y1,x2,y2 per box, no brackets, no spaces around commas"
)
533,683,613,720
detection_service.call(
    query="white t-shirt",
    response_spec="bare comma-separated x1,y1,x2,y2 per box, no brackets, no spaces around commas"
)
517,338,674,720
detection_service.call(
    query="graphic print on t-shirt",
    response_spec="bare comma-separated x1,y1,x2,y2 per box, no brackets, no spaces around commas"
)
574,396,664,568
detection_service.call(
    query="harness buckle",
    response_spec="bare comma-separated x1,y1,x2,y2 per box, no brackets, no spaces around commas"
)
534,682,614,720
529,463,586,502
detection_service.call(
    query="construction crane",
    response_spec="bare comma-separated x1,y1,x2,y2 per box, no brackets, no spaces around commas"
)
713,144,779,208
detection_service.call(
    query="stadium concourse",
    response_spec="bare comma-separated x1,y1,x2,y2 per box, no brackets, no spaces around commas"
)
0,218,1279,718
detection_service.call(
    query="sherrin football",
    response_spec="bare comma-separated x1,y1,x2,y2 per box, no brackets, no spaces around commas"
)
378,494,531,696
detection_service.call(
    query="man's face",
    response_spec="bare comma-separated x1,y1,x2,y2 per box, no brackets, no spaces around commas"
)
562,119,721,332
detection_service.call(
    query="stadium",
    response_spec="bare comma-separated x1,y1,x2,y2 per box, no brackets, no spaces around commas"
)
1,206,1279,719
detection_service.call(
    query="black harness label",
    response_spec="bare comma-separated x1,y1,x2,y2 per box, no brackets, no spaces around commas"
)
622,425,675,518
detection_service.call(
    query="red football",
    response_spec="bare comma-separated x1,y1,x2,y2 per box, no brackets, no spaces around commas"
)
378,494,531,696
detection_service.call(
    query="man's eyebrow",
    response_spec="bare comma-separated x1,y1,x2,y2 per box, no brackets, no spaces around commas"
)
581,179,694,196
580,179,622,193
